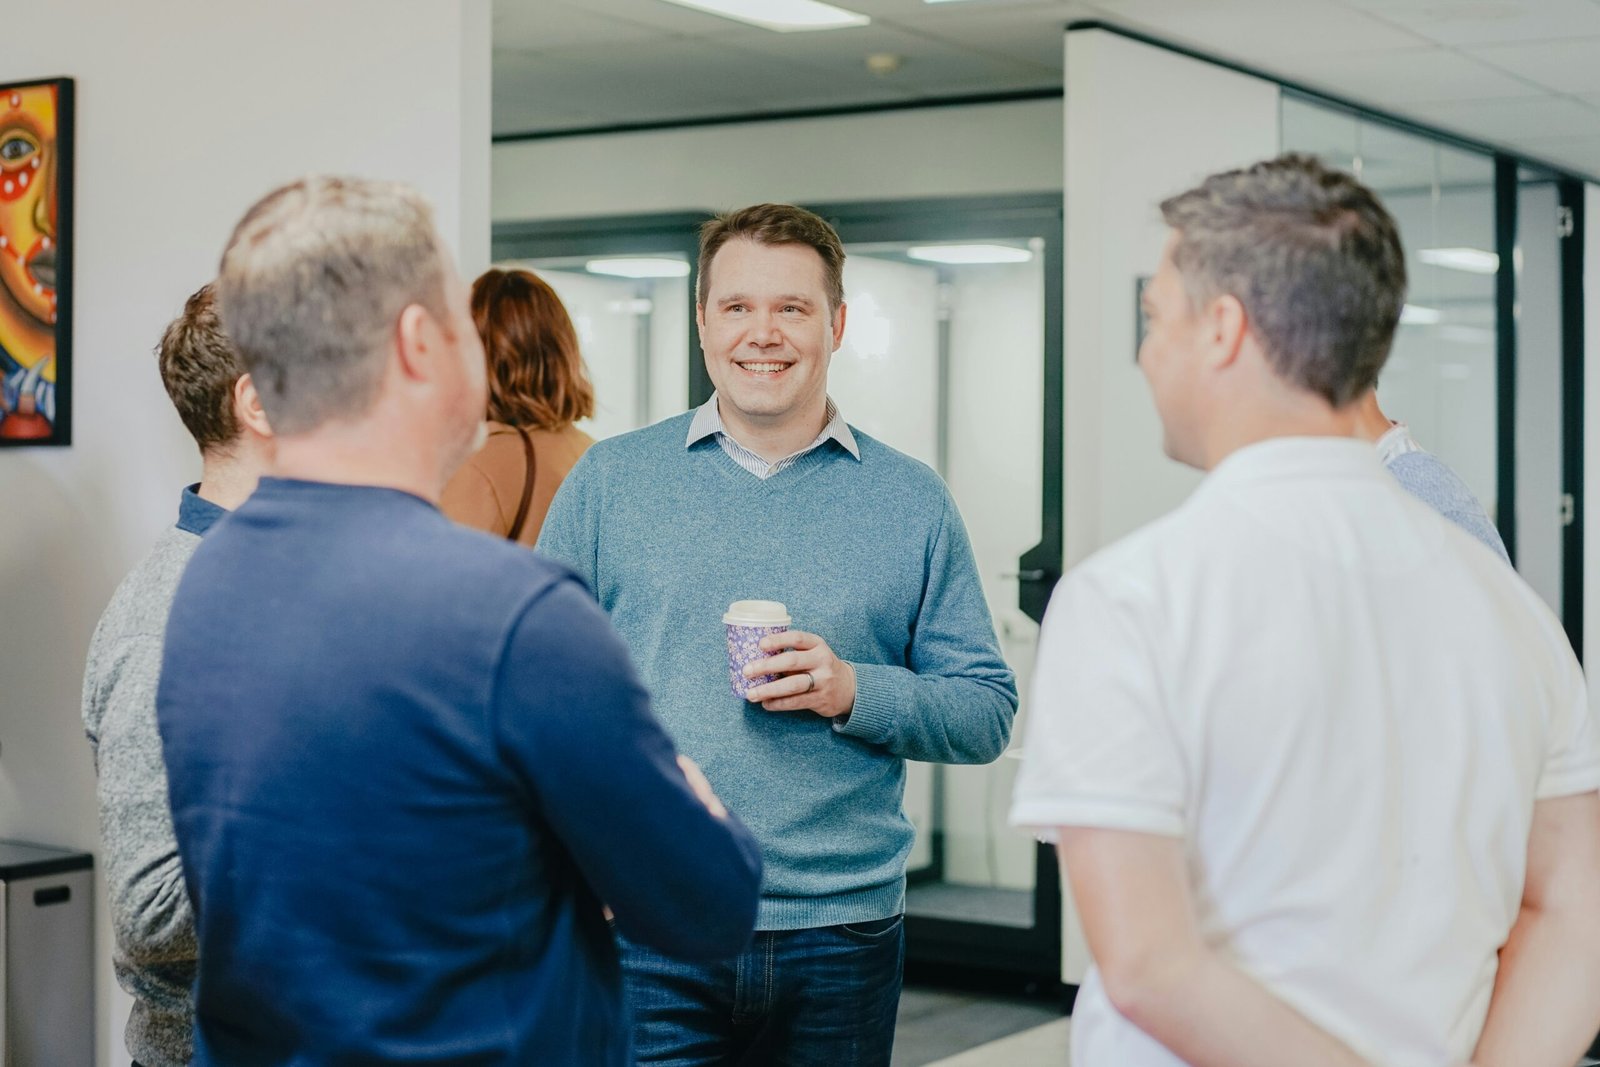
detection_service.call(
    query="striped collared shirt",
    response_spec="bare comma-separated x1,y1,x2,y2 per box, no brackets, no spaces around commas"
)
1375,422,1424,466
685,393,860,479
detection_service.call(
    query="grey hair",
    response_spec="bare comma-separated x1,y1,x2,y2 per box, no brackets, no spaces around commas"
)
215,176,452,435
1159,153,1406,407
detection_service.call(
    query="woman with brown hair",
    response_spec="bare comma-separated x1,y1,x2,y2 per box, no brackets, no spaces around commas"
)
441,268,596,545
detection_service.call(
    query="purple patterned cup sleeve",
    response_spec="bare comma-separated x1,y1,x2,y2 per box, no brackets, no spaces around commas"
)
723,600,793,701
727,623,790,700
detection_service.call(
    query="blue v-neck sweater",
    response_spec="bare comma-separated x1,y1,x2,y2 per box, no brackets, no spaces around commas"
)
539,412,1018,930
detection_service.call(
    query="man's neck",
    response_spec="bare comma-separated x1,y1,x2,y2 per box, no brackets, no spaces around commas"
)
268,421,450,504
717,395,829,464
196,445,265,511
1199,398,1362,471
1351,400,1395,444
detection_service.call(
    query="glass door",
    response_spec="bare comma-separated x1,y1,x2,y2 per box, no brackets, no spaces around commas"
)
1281,93,1585,654
812,197,1064,982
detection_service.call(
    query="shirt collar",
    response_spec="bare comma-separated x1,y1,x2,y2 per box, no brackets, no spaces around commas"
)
1201,436,1389,494
177,483,228,537
1374,422,1422,466
685,393,861,461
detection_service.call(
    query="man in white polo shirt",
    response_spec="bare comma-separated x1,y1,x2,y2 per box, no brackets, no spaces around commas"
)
1011,154,1600,1067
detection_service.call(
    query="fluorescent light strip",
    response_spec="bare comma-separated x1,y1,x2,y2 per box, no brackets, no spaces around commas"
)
906,243,1033,265
1418,247,1499,275
1399,304,1442,326
586,257,691,279
657,0,869,32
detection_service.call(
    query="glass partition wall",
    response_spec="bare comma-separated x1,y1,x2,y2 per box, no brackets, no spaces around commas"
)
1281,94,1584,652
492,196,1067,984
507,253,690,442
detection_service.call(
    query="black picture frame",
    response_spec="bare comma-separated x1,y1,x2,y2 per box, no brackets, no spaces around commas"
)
0,75,73,447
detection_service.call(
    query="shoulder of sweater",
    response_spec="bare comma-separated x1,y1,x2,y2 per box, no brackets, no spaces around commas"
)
92,527,201,641
847,427,950,495
1385,449,1479,498
575,411,697,468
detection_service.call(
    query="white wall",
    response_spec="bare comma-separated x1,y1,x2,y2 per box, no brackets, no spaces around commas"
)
1063,29,1281,571
492,98,1063,222
1059,27,1281,978
0,3,490,1063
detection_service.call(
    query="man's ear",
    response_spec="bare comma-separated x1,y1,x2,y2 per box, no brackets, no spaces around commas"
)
830,302,848,351
1203,293,1249,371
233,374,273,439
394,303,437,384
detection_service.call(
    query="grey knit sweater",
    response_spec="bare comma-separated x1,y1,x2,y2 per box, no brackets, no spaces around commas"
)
83,515,209,1067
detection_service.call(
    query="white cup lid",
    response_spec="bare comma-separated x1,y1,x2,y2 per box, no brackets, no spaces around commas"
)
723,599,791,626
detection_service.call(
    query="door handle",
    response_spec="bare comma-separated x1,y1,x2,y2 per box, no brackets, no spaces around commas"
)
1001,570,1048,582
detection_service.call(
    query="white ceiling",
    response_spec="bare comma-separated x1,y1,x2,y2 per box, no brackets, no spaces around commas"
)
492,0,1600,179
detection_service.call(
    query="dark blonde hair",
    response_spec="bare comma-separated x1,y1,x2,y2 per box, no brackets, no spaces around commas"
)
473,268,595,430
697,203,846,315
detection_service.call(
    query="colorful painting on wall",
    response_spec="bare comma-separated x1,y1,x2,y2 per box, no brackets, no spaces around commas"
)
0,77,72,446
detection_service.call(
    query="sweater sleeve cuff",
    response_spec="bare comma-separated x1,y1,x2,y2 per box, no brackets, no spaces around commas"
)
833,662,902,744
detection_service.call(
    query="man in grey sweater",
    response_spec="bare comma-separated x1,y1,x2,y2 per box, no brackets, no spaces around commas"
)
81,284,274,1067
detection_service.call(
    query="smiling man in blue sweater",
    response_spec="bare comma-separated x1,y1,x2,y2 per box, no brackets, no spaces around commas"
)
539,203,1018,1065
157,177,762,1066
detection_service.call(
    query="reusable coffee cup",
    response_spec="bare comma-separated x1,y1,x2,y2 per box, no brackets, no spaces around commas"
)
725,600,791,701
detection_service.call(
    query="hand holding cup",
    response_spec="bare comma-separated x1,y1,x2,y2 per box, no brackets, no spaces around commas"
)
743,630,857,720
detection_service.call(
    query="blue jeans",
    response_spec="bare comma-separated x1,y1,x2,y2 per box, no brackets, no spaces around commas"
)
621,915,905,1067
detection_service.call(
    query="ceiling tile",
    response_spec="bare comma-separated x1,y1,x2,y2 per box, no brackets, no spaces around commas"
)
885,4,1085,69
494,35,860,134
1465,36,1600,94
490,0,1600,167
1269,46,1545,104
1402,94,1600,143
1088,0,1433,53
1338,0,1600,48
719,19,1061,97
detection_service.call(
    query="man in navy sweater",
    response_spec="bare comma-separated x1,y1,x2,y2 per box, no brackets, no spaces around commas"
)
156,176,762,1066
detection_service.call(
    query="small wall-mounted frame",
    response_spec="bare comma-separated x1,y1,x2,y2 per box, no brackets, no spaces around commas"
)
0,76,73,446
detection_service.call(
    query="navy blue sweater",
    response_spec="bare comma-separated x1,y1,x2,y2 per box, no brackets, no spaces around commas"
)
157,478,762,1066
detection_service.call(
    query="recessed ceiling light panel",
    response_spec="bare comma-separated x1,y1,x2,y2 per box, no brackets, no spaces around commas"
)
586,257,692,279
1399,304,1443,326
906,243,1033,265
658,0,870,32
1417,247,1500,275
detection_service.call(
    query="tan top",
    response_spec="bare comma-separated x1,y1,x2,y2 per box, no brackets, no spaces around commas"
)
440,421,594,547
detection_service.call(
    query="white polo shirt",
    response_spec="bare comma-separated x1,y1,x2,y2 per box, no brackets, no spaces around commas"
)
1011,437,1600,1067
